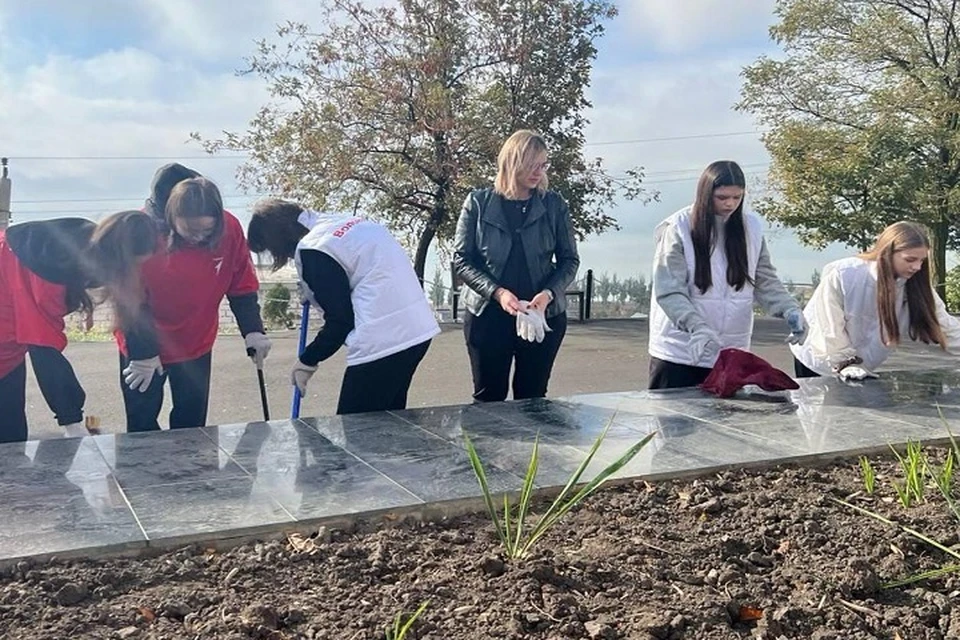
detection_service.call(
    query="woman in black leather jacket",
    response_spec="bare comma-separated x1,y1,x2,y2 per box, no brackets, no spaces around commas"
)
453,129,580,402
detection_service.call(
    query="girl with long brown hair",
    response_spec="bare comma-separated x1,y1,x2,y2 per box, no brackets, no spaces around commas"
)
0,210,157,442
648,160,804,389
792,221,960,380
116,167,269,433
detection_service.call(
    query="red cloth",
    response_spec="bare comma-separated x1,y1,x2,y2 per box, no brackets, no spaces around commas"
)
700,348,799,398
0,231,69,379
115,212,260,364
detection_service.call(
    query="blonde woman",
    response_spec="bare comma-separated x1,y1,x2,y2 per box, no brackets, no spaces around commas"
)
453,129,580,402
792,221,960,380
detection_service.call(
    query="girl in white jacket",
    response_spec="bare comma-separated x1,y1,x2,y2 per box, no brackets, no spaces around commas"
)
792,221,960,380
648,160,805,389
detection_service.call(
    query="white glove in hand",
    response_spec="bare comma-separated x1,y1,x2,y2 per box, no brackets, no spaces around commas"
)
291,360,318,396
297,282,311,306
63,422,88,438
244,332,272,369
689,327,722,365
516,303,551,343
123,356,163,393
785,308,807,345
516,301,534,341
526,306,550,343
838,365,878,382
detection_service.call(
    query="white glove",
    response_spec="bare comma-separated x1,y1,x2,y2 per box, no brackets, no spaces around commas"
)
291,360,318,396
123,356,163,393
244,332,272,369
516,301,535,342
689,327,722,365
838,365,878,381
63,422,88,438
526,306,550,343
516,304,551,343
297,282,311,306
785,309,807,345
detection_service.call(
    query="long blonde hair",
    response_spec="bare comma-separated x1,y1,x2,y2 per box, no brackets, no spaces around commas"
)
494,130,549,200
860,221,945,348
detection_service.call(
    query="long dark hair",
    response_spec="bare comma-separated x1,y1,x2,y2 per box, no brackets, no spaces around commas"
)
247,199,309,270
860,221,945,348
85,210,158,332
690,160,750,294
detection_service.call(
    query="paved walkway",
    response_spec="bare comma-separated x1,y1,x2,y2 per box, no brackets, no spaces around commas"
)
3,367,959,564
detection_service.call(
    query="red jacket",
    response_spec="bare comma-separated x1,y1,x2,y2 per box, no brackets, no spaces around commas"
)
0,231,70,379
115,212,260,364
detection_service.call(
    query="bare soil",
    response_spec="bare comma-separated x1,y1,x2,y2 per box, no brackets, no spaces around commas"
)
2,452,959,640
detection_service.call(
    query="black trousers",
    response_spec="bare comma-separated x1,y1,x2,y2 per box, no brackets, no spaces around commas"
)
0,361,28,443
793,357,821,378
119,352,212,432
464,306,567,402
29,346,85,426
337,340,431,415
648,356,712,390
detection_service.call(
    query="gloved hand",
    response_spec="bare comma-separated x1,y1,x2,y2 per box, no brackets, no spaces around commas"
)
244,332,272,369
785,309,807,345
123,356,163,393
526,306,551,343
689,326,722,365
516,301,534,341
63,422,89,438
838,365,878,382
297,282,311,306
516,303,551,343
291,360,319,396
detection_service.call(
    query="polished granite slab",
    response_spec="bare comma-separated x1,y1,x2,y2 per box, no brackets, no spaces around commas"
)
3,367,960,563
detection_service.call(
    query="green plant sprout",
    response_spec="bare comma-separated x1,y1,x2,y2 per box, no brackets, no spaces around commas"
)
890,441,925,507
930,406,960,523
385,601,428,640
858,456,876,495
835,497,960,587
840,407,960,588
464,421,655,560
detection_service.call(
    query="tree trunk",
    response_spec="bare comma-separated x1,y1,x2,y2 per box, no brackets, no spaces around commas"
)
933,217,948,302
413,224,435,287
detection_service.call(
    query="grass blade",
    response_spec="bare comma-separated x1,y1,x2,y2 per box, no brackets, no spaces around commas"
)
512,435,540,556
883,564,960,588
463,433,505,545
521,429,657,556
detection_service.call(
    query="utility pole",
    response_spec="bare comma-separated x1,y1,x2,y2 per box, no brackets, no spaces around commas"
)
0,158,10,230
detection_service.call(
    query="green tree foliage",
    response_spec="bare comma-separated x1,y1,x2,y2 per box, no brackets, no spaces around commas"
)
738,0,960,297
262,283,294,329
196,0,656,278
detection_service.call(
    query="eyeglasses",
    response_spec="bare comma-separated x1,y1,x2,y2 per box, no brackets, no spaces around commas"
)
530,162,551,172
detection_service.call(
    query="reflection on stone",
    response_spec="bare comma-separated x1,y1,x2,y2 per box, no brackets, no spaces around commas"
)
3,368,960,561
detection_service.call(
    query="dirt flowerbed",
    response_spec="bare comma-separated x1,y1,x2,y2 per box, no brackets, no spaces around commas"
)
1,453,959,640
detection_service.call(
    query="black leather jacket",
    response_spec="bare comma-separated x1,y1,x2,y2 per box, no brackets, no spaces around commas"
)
453,188,580,318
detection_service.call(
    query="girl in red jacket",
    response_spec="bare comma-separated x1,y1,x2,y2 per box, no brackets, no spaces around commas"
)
0,210,158,442
117,167,270,431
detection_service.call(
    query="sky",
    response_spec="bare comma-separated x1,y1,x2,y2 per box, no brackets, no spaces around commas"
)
0,0,862,286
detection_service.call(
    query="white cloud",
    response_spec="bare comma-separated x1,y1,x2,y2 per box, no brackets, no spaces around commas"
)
1,46,268,214
1,0,857,284
618,0,778,54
